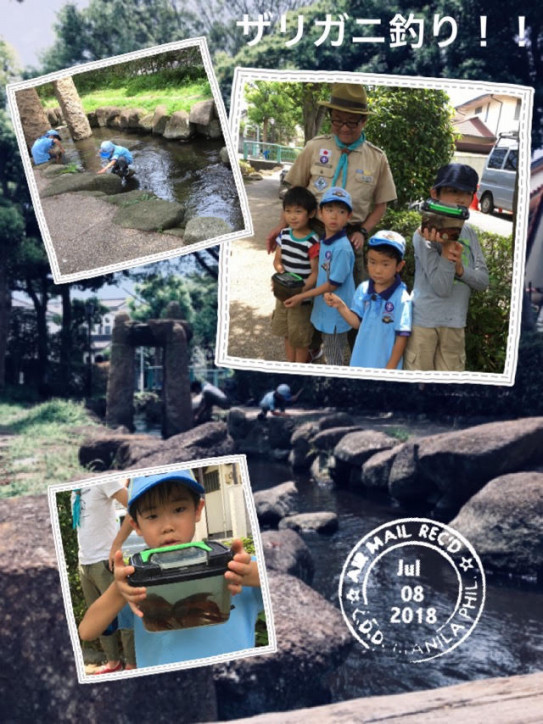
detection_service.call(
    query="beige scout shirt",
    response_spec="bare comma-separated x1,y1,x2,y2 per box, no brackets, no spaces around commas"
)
285,134,397,225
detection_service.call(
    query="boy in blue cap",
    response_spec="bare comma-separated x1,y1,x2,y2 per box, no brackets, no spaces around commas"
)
98,140,135,180
326,230,412,369
31,129,65,165
284,186,355,365
404,163,489,371
79,470,263,668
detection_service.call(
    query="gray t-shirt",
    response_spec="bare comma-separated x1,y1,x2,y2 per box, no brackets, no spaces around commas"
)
411,223,489,329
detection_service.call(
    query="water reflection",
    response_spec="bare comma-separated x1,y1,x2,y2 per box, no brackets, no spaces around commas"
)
247,458,543,701
65,127,243,230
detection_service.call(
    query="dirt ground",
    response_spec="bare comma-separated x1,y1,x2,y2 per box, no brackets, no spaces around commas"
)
225,170,303,363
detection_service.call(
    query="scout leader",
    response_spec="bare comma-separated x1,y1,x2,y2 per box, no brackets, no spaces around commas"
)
267,82,397,285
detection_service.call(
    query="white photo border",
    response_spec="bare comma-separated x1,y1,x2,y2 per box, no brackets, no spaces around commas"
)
216,67,534,387
47,454,276,684
6,38,253,284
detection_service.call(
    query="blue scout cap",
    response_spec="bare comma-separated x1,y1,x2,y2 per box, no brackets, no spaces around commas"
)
368,230,406,259
276,384,292,401
100,140,115,158
433,163,479,194
46,130,61,138
129,470,205,507
320,186,353,211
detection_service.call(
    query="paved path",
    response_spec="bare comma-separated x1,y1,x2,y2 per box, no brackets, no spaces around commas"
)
226,171,286,362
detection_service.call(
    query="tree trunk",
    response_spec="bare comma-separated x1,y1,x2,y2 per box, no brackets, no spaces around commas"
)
59,284,72,395
25,277,49,396
0,248,11,390
53,77,92,141
14,88,50,152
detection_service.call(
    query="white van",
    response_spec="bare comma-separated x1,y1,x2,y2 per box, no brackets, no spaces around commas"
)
477,132,518,214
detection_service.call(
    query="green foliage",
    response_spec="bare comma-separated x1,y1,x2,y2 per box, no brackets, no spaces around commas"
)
365,87,457,208
255,611,269,647
57,490,87,624
129,274,194,323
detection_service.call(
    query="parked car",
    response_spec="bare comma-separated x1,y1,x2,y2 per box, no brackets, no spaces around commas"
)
477,131,518,214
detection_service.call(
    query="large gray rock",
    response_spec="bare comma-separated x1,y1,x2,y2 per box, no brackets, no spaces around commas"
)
261,529,314,584
119,107,147,130
0,495,218,722
195,119,222,139
450,471,543,576
103,189,159,207
227,407,250,439
318,412,354,430
267,415,296,451
41,170,123,197
311,426,361,452
417,418,543,500
189,99,215,125
152,104,170,135
94,105,123,127
219,146,231,166
388,440,434,501
279,512,338,535
288,421,319,470
113,198,185,231
138,112,155,132
117,421,235,469
213,572,353,719
163,110,192,140
253,481,298,526
310,455,334,486
361,445,402,489
334,430,397,466
183,216,233,244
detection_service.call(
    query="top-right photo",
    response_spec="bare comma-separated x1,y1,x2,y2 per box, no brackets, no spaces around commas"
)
218,71,533,386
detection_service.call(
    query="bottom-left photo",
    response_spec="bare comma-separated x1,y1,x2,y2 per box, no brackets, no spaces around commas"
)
48,456,275,682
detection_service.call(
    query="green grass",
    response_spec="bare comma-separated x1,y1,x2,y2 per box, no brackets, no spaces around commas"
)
41,80,212,116
0,399,95,498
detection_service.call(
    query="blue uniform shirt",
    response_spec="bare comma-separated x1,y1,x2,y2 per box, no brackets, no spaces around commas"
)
310,230,355,334
350,276,412,369
31,136,55,164
110,144,133,164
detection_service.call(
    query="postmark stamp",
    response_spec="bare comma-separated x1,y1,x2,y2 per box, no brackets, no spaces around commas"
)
339,517,486,663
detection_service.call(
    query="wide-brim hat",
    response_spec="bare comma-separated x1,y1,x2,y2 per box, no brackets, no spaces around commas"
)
128,470,205,508
319,83,372,115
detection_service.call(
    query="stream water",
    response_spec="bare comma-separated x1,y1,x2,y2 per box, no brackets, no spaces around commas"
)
64,127,244,230
247,458,543,703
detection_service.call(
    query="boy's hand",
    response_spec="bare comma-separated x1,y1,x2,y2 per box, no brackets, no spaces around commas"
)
442,241,462,264
284,294,302,308
112,550,146,617
225,539,254,596
325,292,342,308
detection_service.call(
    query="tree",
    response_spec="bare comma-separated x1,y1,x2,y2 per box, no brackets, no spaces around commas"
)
128,274,194,322
365,86,456,207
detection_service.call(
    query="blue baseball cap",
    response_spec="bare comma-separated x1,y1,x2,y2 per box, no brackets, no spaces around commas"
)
276,383,292,401
128,470,205,508
46,130,61,138
320,186,353,211
99,140,115,159
368,230,406,259
433,163,478,194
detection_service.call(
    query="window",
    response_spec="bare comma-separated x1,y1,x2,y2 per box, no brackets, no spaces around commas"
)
504,150,518,171
487,148,508,169
203,470,220,493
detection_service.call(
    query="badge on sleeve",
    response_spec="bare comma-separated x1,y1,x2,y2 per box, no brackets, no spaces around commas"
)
319,148,331,164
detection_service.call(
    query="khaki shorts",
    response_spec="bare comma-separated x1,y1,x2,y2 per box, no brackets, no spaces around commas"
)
404,326,466,371
271,298,314,349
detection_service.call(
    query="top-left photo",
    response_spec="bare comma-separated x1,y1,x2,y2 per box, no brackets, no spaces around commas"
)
6,38,251,283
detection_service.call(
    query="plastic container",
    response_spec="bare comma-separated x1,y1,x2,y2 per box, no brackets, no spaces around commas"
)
272,271,304,301
128,541,233,632
419,198,470,242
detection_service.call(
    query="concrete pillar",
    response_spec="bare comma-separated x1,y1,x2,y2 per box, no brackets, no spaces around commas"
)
106,313,135,430
53,77,92,141
162,321,192,438
15,88,50,151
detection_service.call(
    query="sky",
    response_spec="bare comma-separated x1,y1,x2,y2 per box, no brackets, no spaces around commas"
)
1,0,90,69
